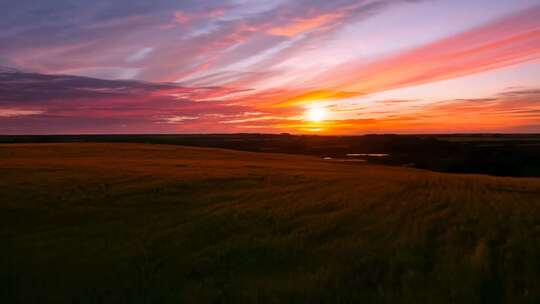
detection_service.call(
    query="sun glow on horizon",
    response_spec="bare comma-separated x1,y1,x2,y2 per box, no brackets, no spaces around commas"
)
305,107,328,122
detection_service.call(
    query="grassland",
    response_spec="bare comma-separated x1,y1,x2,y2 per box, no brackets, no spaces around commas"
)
1,143,540,303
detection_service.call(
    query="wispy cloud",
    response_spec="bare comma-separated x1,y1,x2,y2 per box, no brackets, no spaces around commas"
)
0,108,45,117
0,70,258,133
274,5,540,107
267,12,344,37
1,1,540,134
1,69,540,134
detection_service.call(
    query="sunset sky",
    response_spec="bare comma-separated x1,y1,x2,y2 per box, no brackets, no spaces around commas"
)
1,0,539,134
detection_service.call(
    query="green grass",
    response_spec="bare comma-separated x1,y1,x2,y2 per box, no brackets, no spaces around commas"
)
1,143,540,303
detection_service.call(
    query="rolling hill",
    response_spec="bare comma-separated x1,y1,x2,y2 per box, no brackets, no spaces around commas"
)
1,143,540,303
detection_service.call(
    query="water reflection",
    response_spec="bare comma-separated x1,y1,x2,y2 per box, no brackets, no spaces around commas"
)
323,153,389,163
347,153,389,157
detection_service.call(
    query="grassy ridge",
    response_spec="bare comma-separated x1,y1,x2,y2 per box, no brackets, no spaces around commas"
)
1,143,540,303
2,133,540,177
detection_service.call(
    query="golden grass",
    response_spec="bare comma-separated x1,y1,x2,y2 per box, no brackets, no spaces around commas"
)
1,143,540,303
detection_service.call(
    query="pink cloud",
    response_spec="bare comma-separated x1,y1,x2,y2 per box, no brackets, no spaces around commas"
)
0,108,45,117
165,8,226,27
276,5,540,106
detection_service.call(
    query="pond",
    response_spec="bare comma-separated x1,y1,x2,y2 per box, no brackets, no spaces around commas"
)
346,153,389,157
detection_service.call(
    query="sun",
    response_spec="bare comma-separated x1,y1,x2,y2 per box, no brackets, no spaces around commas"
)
305,107,327,122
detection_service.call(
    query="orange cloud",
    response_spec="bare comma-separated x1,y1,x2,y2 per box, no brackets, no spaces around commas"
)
267,13,343,37
269,90,359,108
299,88,540,134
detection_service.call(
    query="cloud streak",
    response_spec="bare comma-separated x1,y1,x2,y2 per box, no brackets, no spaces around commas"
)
1,1,540,134
1,68,540,134
275,5,540,106
0,70,264,134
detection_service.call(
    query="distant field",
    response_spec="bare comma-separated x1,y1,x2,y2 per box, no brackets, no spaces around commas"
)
1,143,540,303
436,135,540,142
2,134,540,177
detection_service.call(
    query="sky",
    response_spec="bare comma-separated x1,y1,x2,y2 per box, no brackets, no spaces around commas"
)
0,0,539,134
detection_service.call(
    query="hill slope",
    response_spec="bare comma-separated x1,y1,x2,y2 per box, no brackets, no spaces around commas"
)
1,143,540,303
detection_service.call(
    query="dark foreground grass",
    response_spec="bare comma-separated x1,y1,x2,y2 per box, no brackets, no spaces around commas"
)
1,143,540,303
